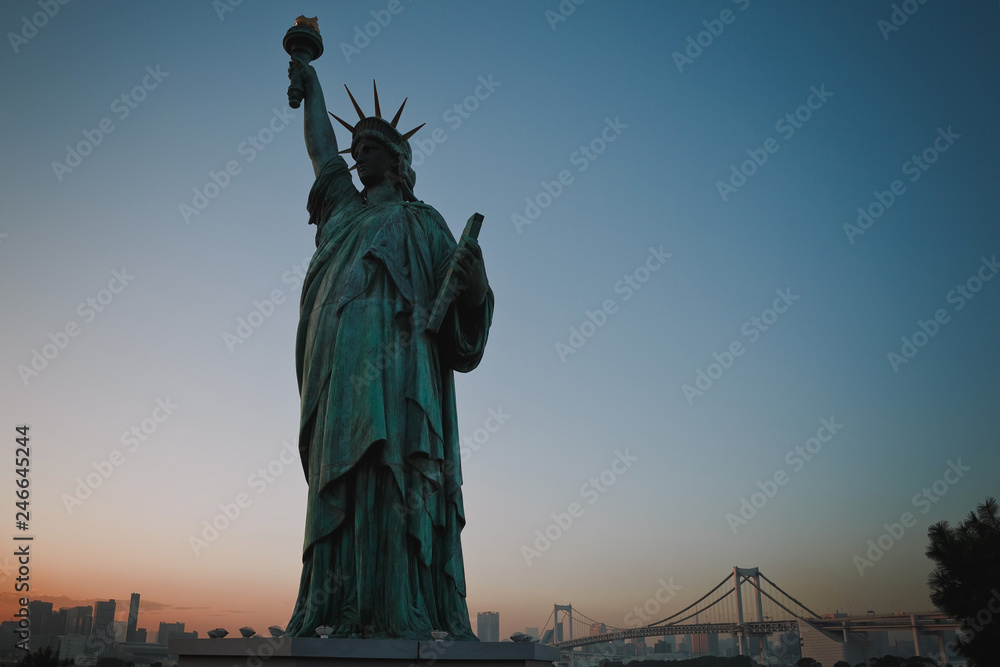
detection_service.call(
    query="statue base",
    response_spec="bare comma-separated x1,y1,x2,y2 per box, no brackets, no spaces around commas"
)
171,638,561,667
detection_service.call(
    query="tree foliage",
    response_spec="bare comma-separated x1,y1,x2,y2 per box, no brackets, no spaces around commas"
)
926,496,1000,667
16,648,71,667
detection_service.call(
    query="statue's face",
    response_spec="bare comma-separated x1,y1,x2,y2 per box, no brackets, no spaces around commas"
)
355,139,396,187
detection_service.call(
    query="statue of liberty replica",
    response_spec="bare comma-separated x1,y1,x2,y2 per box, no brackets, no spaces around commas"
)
282,17,493,640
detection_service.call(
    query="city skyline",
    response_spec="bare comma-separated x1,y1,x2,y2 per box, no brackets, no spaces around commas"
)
2,0,998,649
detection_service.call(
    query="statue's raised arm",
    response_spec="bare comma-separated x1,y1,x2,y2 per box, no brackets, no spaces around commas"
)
284,17,337,177
288,58,338,177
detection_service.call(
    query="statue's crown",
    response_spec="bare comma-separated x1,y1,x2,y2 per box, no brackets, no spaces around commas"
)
329,81,424,170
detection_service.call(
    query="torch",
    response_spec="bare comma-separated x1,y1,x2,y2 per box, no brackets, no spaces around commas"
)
283,16,323,109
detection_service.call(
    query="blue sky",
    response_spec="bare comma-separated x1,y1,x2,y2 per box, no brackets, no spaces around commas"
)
1,0,998,639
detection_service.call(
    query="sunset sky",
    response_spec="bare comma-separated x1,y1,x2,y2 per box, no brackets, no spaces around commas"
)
2,1,998,642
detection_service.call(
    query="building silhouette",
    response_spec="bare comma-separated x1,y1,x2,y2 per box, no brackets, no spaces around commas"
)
126,593,140,642
476,612,499,642
63,606,93,635
92,599,117,657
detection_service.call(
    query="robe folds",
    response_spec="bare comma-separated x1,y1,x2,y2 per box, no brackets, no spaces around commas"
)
284,155,492,640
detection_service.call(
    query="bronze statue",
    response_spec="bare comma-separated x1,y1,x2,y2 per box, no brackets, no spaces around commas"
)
282,17,492,640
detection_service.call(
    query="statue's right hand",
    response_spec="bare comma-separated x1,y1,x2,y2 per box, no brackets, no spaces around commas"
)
288,57,315,83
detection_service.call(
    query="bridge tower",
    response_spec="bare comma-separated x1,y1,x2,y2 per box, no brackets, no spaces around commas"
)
554,604,573,641
732,567,765,657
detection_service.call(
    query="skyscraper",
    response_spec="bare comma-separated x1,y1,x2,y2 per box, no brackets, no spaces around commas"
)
157,622,185,647
476,612,499,643
92,600,116,658
126,593,140,642
63,606,93,635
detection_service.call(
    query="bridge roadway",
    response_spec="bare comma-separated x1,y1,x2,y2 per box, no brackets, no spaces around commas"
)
552,612,960,650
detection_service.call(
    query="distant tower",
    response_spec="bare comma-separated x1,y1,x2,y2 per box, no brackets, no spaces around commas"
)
126,593,140,642
476,612,499,642
553,604,573,640
92,600,116,657
65,606,93,635
157,622,185,647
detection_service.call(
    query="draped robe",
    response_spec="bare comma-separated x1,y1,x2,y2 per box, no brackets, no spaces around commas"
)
284,155,492,639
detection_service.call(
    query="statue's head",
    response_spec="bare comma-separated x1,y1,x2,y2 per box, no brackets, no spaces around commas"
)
350,118,417,195
329,82,424,201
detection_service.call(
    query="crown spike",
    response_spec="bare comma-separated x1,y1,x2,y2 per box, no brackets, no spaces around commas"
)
348,163,358,171
373,80,382,118
344,84,366,120
400,123,425,141
390,97,407,128
338,147,352,154
328,111,355,133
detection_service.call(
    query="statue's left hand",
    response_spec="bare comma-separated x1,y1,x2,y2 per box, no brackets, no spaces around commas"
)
450,237,488,309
